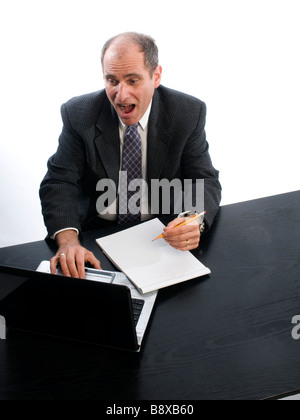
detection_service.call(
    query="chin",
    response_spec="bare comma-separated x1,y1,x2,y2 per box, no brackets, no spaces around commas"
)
121,118,139,126
119,113,140,126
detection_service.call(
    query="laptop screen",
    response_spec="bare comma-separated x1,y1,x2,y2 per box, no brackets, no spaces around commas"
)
0,265,139,351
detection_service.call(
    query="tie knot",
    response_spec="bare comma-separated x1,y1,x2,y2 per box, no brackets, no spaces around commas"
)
127,123,139,131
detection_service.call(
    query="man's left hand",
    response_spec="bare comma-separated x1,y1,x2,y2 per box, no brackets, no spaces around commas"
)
163,218,201,251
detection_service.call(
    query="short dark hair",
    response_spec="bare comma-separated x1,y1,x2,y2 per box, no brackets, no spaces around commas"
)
101,32,159,76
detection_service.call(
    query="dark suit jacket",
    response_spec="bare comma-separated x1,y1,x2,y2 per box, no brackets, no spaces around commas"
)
40,85,222,237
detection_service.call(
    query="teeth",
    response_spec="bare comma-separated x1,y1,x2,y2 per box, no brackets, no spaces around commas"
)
120,104,132,112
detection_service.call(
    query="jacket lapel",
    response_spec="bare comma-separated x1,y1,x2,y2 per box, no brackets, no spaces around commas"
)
147,89,172,183
94,99,121,189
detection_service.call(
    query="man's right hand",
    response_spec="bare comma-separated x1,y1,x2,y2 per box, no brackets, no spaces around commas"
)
50,230,101,279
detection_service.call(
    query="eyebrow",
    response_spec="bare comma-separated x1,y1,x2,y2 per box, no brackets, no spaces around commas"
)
105,73,143,80
124,73,143,78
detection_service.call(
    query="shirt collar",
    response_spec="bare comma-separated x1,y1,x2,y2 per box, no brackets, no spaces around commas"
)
118,100,152,131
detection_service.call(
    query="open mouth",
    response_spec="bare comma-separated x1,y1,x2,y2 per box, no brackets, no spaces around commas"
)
118,104,136,115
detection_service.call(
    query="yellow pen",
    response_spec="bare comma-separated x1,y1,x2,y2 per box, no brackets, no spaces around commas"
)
152,211,206,241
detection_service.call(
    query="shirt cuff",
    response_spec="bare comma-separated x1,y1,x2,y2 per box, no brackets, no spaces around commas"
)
51,228,80,241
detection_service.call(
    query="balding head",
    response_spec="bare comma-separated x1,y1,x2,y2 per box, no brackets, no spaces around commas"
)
101,32,159,77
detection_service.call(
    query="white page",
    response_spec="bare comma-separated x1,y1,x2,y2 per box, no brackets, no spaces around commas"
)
96,218,211,294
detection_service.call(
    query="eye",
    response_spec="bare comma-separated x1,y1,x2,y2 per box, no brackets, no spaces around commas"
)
107,79,118,86
129,79,139,85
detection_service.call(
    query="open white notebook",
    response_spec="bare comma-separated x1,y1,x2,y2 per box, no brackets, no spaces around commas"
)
96,218,211,294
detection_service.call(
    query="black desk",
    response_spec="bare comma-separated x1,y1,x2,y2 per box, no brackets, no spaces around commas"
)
0,191,299,400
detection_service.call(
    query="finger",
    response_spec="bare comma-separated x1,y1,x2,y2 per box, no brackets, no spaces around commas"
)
170,240,200,251
50,256,58,275
167,234,200,251
66,250,82,278
58,253,72,277
167,232,200,245
74,250,102,279
85,252,102,270
171,238,199,248
75,251,86,279
165,218,182,230
69,250,101,279
163,219,184,237
165,228,200,245
164,223,199,239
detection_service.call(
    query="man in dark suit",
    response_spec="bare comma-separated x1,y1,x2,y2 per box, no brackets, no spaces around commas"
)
40,32,221,278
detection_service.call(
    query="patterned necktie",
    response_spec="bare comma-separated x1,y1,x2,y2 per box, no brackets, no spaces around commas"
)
118,124,142,225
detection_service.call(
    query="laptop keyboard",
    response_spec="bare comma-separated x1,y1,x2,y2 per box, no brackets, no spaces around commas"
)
131,298,145,326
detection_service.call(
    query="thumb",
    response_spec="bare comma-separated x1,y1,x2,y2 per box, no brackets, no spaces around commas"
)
165,218,182,230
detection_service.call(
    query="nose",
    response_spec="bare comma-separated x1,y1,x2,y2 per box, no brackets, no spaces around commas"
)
116,83,130,103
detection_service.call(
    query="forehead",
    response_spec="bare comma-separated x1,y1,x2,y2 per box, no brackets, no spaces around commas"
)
103,41,147,76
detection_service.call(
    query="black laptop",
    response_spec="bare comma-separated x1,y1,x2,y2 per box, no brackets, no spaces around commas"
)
0,264,156,351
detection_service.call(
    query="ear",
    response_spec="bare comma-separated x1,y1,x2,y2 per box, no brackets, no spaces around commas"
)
153,65,162,88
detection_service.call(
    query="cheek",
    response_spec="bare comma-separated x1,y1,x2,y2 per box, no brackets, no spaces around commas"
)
105,86,117,103
138,84,155,105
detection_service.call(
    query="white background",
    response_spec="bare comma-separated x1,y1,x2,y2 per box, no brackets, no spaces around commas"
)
1,0,299,247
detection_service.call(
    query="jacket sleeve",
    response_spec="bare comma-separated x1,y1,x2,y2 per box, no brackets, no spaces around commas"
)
39,103,87,238
181,101,222,229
